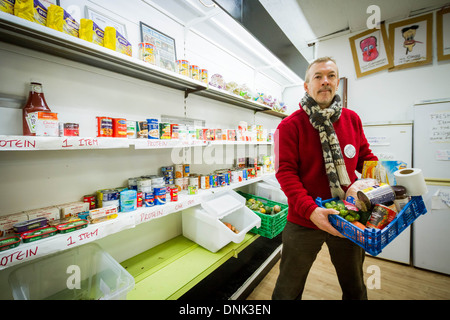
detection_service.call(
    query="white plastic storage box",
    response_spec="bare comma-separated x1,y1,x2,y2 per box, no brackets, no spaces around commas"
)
249,180,288,205
182,190,261,253
8,243,135,300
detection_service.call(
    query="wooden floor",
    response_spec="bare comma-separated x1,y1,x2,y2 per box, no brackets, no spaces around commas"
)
246,244,450,300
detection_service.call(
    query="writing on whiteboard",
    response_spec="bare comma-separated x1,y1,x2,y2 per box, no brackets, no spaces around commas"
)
430,112,450,143
367,136,390,146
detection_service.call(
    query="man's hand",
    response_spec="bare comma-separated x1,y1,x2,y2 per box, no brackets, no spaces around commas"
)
310,207,345,238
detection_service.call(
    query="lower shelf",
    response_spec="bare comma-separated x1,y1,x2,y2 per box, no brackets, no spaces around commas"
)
121,233,260,300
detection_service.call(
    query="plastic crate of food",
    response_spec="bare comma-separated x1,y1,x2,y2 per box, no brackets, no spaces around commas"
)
315,196,427,256
9,243,135,300
238,191,288,239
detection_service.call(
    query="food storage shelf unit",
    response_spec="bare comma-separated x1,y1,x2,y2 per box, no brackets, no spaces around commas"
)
182,190,261,253
8,243,135,300
237,191,288,239
316,196,427,256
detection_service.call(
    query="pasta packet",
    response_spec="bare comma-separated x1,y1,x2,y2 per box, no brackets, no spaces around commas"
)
14,0,47,26
0,0,15,14
104,26,132,57
46,4,79,38
79,19,104,46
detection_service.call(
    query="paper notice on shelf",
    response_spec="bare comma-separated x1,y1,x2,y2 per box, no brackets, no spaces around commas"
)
436,150,450,161
367,136,390,146
432,189,450,209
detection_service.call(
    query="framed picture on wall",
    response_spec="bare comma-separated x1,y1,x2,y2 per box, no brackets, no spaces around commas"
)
437,7,450,61
349,23,393,78
388,13,433,71
139,22,177,73
85,6,128,38
337,77,347,108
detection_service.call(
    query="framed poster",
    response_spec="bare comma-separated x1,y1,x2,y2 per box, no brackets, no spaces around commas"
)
337,77,347,108
388,13,433,71
437,7,450,61
349,23,393,78
85,6,128,38
139,22,177,72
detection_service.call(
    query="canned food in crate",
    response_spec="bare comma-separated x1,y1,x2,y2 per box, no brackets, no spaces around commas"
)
138,42,156,65
357,183,395,211
177,60,189,77
96,117,113,137
147,118,159,139
83,195,96,210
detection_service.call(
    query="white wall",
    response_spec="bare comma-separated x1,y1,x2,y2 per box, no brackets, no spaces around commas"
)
314,12,450,123
0,0,283,298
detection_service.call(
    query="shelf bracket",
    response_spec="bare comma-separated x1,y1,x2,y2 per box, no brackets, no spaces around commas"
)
184,88,204,99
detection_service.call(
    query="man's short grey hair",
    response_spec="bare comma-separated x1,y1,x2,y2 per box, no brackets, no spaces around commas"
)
305,57,339,83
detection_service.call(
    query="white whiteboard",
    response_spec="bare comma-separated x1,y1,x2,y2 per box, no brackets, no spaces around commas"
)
363,122,413,166
413,101,450,180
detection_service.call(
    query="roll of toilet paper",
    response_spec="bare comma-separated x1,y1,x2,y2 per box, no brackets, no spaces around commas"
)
394,168,428,196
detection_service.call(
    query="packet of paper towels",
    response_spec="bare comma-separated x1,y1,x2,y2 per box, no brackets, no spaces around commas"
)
394,168,428,196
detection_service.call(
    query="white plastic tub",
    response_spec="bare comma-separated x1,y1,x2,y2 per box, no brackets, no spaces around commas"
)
8,243,135,300
182,190,261,253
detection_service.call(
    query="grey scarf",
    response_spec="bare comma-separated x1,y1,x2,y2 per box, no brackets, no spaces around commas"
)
300,92,351,199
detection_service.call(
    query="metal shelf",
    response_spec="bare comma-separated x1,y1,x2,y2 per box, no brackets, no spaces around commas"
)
0,12,288,119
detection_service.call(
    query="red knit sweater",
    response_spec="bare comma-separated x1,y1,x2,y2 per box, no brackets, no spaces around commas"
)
275,106,378,229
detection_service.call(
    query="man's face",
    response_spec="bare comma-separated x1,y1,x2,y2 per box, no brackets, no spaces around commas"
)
304,61,339,109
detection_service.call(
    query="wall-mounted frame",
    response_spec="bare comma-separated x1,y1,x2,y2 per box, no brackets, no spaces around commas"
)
349,22,393,78
437,7,450,62
85,6,128,38
337,77,347,108
388,13,433,71
139,22,177,73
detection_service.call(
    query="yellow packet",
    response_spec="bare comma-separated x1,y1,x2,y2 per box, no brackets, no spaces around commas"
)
46,4,79,38
0,0,15,14
14,0,47,26
103,26,116,51
92,21,104,46
79,18,93,42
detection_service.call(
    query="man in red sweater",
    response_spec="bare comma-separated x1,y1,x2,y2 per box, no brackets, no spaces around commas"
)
272,57,378,300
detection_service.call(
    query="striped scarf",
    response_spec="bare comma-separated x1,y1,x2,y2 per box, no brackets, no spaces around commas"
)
300,92,351,199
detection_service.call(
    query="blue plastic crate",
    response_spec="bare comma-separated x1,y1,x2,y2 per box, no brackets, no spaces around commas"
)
315,196,427,256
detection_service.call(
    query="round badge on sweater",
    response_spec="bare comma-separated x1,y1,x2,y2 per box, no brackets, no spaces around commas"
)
344,144,356,158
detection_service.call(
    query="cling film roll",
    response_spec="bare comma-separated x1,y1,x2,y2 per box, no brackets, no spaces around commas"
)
14,0,47,26
46,4,79,38
0,0,15,14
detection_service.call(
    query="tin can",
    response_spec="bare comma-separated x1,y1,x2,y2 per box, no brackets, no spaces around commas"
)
200,175,210,189
59,123,79,137
357,183,396,211
137,121,148,139
366,204,397,229
159,122,171,139
138,42,156,64
170,187,178,202
231,170,239,183
143,190,154,207
175,164,184,178
189,175,199,187
126,120,137,139
183,164,190,177
200,69,208,84
182,177,189,190
96,117,113,137
188,185,198,195
112,118,127,138
97,189,120,208
153,187,166,205
242,168,248,180
83,195,96,210
189,65,200,81
137,191,143,207
128,177,138,190
147,118,159,139
177,60,189,77
175,177,184,191
171,124,180,139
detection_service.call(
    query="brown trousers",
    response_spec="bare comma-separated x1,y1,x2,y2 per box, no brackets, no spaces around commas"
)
272,221,368,300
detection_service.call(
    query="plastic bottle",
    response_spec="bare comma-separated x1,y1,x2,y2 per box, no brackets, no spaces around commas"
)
22,82,52,136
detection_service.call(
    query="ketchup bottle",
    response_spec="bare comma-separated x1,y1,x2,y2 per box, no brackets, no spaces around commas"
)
22,82,51,136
